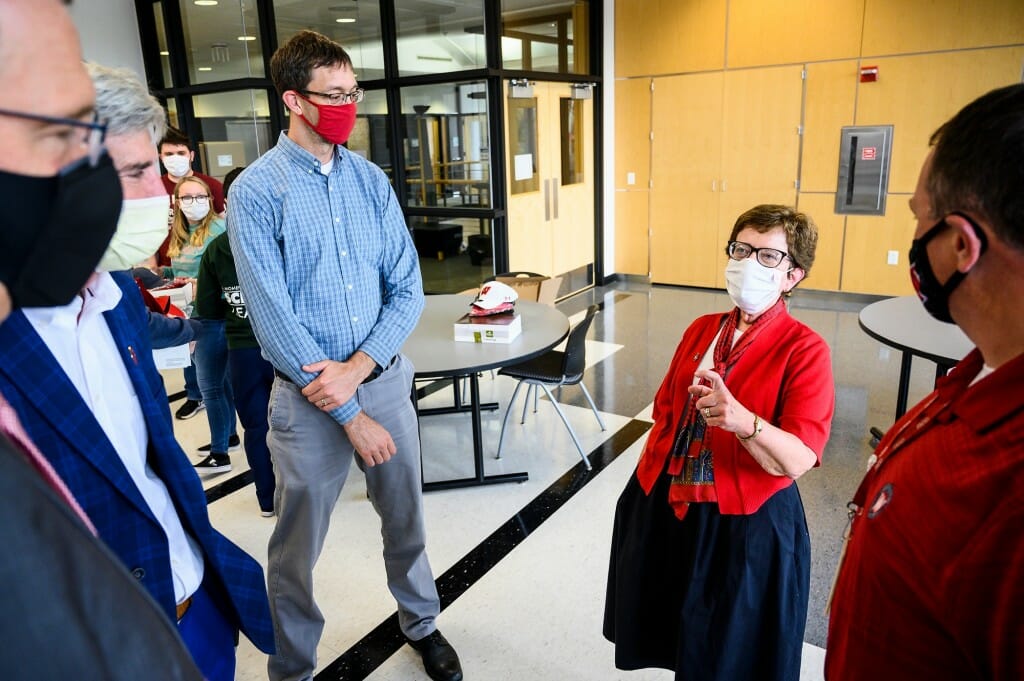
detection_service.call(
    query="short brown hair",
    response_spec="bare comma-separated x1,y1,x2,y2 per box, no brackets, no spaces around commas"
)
270,30,352,97
728,204,818,272
159,126,191,151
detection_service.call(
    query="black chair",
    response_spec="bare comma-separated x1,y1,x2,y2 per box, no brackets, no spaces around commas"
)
495,304,606,469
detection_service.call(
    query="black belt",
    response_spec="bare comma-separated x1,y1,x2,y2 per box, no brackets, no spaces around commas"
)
274,356,396,386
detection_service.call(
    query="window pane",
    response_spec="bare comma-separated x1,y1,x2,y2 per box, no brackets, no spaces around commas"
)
348,90,394,186
507,95,538,195
501,0,590,74
401,82,491,209
191,90,272,180
560,98,583,185
414,217,494,294
180,0,264,84
166,98,180,130
273,1,385,80
154,2,173,88
396,0,486,76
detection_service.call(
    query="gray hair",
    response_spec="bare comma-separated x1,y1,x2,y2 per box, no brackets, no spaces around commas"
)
86,63,166,144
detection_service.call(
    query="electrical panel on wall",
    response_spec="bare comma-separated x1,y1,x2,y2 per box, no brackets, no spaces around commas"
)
834,125,894,215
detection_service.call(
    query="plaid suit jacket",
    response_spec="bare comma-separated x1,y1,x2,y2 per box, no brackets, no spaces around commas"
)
0,272,274,654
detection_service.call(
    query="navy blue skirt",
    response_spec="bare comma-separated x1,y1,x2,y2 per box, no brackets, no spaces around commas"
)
603,469,810,681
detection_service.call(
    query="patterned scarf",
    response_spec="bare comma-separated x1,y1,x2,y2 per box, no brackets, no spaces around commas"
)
665,297,786,519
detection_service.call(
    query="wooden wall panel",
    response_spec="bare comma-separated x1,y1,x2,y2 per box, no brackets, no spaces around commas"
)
801,60,858,193
614,78,651,191
614,190,649,275
795,193,843,292
649,73,723,287
727,0,864,68
855,48,1024,194
720,66,803,194
616,0,726,77
841,209,916,296
863,0,1024,56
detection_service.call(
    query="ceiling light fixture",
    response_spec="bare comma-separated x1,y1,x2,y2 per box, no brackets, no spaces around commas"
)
336,17,356,23
160,50,170,56
237,35,256,41
198,67,213,71
194,0,218,6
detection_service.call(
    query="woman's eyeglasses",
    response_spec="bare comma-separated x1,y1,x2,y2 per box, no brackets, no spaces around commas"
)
177,195,210,206
726,240,794,269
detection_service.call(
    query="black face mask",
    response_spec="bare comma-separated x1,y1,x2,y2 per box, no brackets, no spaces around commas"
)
908,211,987,324
0,151,122,309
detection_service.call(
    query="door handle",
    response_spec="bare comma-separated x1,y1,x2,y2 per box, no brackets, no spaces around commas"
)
544,178,551,221
552,178,559,220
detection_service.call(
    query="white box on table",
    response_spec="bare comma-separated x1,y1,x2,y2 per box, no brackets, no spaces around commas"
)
454,312,522,343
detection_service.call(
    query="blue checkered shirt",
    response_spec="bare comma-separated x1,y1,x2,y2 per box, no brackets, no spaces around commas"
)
227,133,423,424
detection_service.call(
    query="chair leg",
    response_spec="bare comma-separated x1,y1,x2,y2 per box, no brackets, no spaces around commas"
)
579,383,606,431
532,383,539,413
520,383,534,425
537,384,591,470
497,380,526,460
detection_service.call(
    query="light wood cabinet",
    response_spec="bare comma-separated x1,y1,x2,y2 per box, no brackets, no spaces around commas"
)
616,0,726,77
727,0,864,67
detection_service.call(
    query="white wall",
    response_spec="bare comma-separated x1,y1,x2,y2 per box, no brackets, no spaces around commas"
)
68,0,146,78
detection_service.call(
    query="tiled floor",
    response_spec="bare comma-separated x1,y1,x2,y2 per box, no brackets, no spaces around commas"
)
168,280,944,680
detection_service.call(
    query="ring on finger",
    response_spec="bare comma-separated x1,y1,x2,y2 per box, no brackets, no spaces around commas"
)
703,406,711,419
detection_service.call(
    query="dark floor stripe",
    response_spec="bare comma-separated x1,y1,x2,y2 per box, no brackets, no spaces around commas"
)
313,417,652,681
204,469,254,504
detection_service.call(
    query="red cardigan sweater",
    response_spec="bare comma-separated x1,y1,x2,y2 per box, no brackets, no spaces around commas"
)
637,308,835,515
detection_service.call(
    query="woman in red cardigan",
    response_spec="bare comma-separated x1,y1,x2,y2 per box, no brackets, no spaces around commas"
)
604,205,835,681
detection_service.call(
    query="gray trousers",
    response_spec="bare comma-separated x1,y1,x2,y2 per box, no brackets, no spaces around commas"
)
265,354,440,681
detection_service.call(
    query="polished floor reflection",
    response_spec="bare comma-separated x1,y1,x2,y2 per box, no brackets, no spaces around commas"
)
169,279,945,680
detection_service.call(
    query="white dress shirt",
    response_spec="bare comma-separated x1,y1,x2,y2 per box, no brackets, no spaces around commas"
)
23,273,203,603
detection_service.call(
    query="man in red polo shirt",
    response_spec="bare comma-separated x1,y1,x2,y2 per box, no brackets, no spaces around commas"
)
826,84,1024,680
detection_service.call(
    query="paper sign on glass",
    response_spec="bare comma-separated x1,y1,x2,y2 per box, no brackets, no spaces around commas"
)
217,154,233,167
514,153,534,181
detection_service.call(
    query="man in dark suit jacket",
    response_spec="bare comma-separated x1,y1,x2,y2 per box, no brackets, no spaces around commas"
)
0,4,273,679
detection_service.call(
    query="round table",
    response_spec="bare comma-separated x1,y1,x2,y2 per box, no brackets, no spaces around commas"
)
402,295,569,490
858,295,973,421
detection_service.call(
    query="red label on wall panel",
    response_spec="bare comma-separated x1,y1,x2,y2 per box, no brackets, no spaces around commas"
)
862,147,877,161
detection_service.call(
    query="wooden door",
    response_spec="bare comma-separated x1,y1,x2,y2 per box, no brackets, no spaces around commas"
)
649,72,723,287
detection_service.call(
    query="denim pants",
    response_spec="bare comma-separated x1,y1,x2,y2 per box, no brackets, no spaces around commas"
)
183,364,201,402
227,346,276,513
194,319,236,454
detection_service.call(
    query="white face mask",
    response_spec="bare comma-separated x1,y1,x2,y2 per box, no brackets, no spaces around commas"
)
162,154,191,178
725,257,784,315
97,195,172,272
180,199,210,223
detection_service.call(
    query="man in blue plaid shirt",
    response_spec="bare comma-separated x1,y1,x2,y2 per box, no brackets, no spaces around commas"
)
227,30,462,681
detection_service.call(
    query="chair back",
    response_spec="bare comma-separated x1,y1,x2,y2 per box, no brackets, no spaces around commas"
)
562,304,599,381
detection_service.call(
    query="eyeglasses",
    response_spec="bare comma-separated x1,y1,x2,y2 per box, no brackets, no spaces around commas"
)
177,194,210,206
298,87,364,106
0,107,107,167
726,240,794,269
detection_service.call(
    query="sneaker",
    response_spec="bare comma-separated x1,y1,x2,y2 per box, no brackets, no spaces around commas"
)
260,509,275,518
175,399,205,420
194,453,231,476
198,434,241,453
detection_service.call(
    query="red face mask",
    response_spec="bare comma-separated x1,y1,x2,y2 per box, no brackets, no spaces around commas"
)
296,94,357,145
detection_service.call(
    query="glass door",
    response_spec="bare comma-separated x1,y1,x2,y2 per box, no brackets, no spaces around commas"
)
504,80,594,292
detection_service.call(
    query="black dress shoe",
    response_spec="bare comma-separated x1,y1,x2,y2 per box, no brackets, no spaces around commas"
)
407,630,463,681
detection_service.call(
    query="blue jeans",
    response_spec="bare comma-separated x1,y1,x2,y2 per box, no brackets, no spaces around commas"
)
183,364,201,402
194,319,236,454
177,579,236,681
228,347,276,513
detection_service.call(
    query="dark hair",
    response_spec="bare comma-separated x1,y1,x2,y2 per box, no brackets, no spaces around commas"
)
222,166,245,198
159,126,191,151
728,204,818,273
270,30,352,97
927,83,1024,251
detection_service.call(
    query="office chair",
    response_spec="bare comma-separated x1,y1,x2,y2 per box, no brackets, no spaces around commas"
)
495,304,605,469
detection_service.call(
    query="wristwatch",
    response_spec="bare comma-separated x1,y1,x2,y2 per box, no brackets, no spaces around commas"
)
737,414,763,442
